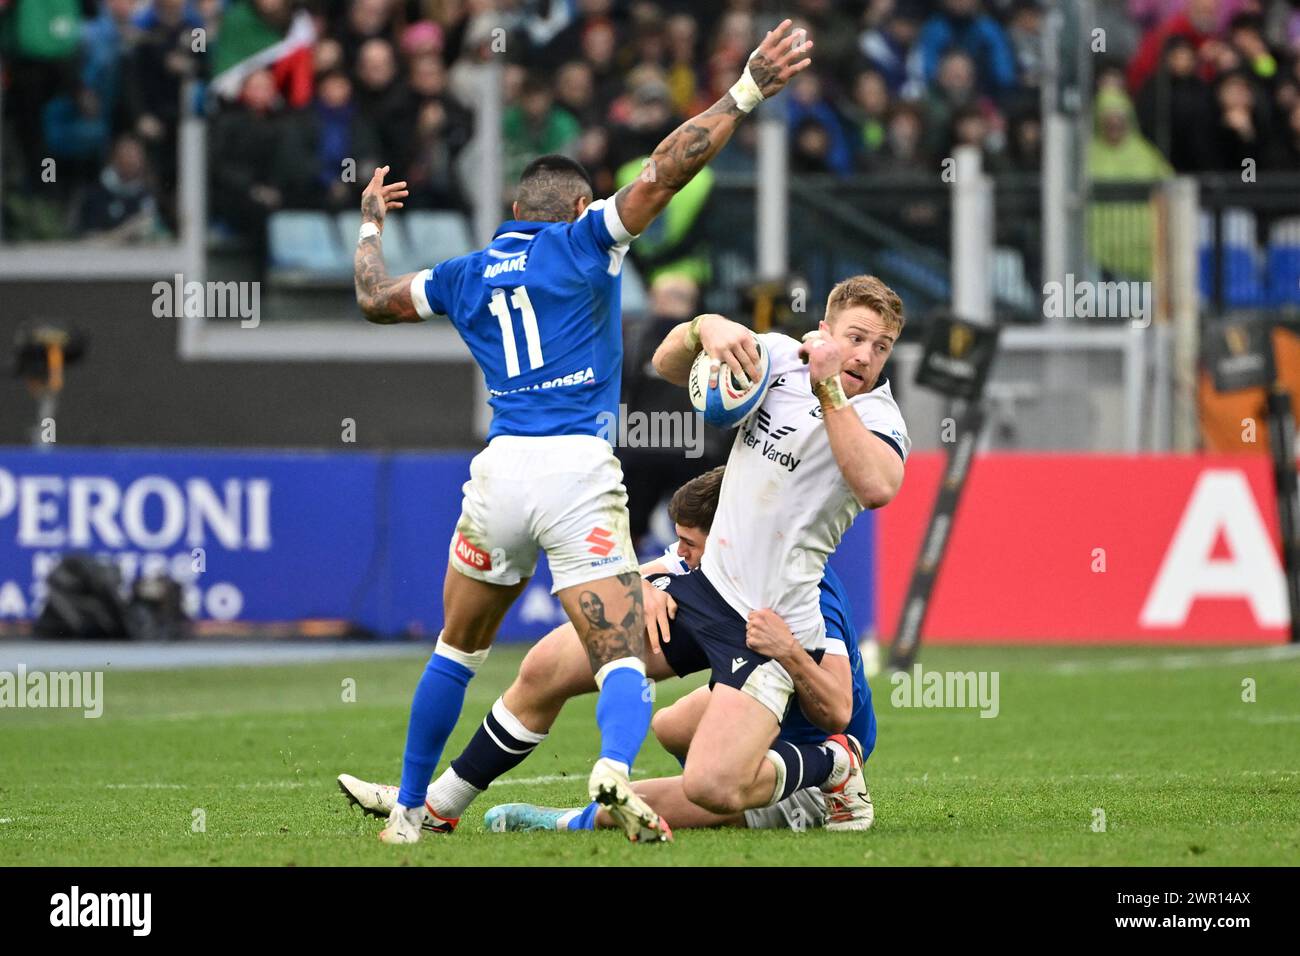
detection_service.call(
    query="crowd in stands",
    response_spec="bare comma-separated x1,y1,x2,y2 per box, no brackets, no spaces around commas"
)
1,0,1299,245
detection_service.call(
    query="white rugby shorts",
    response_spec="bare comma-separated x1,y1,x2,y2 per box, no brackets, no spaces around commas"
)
448,434,638,592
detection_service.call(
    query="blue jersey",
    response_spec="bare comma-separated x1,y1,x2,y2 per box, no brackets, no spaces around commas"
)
409,199,635,439
779,565,876,760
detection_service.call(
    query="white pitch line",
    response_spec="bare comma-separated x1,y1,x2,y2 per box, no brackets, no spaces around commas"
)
1048,645,1300,675
488,768,654,789
103,781,306,790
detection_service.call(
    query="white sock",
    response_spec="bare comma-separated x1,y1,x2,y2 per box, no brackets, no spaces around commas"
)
822,739,851,791
426,767,482,818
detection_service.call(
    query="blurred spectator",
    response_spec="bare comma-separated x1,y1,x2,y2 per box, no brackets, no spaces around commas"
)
543,0,616,64
353,37,413,166
1128,0,1259,34
917,0,1018,100
208,70,286,251
1270,98,1300,169
122,0,205,224
857,0,926,97
403,55,473,209
278,68,380,210
503,74,581,186
337,0,394,69
81,0,139,122
1211,70,1274,171
606,67,676,171
868,101,932,174
1004,110,1042,172
1088,88,1172,279
924,48,1000,157
1226,13,1280,90
786,72,855,175
75,133,162,241
2,0,83,183
792,117,838,173
314,36,345,74
554,60,601,128
1091,88,1174,180
663,13,701,116
1265,0,1300,48
1003,0,1043,113
950,103,1006,171
581,16,626,117
1126,0,1225,93
576,127,616,198
843,68,892,169
399,19,444,62
1136,34,1215,171
43,81,110,192
793,0,859,80
614,153,714,285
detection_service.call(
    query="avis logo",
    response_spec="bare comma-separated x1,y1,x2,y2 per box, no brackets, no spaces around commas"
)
453,532,492,570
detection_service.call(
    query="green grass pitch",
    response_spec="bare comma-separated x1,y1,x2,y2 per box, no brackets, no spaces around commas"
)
2,644,1297,866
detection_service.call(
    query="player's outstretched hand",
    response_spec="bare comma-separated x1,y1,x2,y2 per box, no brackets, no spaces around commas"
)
360,165,409,232
745,609,798,660
746,19,814,101
798,320,843,383
643,578,677,655
698,314,762,388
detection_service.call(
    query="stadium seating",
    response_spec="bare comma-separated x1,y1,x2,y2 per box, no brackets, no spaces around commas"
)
1199,208,1269,309
401,211,475,274
1267,218,1300,308
267,211,351,286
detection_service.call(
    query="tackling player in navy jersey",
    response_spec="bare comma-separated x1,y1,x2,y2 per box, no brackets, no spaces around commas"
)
349,21,814,844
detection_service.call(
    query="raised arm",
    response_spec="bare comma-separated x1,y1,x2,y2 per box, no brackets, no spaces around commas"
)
613,19,812,237
354,165,423,324
746,608,853,733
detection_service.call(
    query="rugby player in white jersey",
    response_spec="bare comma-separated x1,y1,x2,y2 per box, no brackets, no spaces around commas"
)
629,274,910,826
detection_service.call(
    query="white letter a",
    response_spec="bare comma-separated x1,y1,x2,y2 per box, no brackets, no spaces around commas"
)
1140,470,1286,627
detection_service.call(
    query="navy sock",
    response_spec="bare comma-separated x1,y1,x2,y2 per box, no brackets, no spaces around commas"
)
769,740,836,801
397,651,473,809
450,698,546,790
595,665,651,769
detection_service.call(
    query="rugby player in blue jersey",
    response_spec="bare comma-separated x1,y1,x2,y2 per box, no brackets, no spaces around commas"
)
339,466,876,833
349,21,814,843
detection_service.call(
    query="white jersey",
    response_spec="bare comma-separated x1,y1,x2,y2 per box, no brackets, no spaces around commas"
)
700,332,910,648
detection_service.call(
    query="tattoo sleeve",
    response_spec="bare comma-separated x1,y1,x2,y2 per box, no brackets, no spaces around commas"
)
355,194,422,324
614,93,747,231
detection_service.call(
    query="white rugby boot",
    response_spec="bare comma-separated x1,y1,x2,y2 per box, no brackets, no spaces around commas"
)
337,773,398,820
822,734,875,831
587,757,673,843
378,803,427,844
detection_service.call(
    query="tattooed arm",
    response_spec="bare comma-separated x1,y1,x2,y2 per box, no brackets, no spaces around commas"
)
613,19,812,237
746,608,853,733
354,165,423,324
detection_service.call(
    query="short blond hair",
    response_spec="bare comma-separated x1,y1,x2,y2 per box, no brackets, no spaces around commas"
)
825,275,904,333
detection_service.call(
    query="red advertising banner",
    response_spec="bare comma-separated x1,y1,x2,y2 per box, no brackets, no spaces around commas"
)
877,454,1289,642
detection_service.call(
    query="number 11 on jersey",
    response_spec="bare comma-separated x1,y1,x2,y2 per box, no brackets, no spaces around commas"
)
489,285,543,378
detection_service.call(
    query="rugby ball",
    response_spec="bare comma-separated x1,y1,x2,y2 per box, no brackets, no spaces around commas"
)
688,335,771,429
